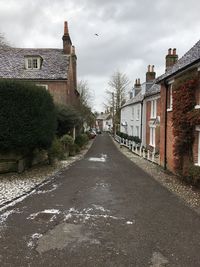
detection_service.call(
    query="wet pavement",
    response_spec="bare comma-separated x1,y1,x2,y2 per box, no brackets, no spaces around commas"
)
1,133,200,266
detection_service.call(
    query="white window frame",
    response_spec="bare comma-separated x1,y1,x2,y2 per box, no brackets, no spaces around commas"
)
136,126,139,137
150,99,157,119
149,125,156,147
198,131,200,166
25,57,41,70
136,106,140,121
132,107,134,119
131,125,134,136
195,126,200,166
36,84,48,90
167,84,173,112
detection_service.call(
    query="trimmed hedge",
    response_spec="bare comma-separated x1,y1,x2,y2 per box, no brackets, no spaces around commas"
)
116,131,141,144
0,80,56,153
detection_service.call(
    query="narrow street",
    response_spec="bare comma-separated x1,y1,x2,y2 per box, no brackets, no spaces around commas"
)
1,133,200,266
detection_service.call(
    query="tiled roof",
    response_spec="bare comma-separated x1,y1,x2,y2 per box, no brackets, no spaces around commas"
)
145,83,160,97
157,39,200,82
97,113,111,120
121,91,144,108
0,47,70,80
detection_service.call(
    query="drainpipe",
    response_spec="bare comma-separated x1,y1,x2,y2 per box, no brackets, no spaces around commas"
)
140,101,143,144
164,80,168,170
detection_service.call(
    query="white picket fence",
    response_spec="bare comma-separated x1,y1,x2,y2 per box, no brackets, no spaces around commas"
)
114,135,160,165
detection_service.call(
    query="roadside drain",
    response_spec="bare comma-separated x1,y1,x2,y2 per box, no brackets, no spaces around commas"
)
36,223,98,253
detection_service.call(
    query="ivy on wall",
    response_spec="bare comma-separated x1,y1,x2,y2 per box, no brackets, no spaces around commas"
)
172,70,199,172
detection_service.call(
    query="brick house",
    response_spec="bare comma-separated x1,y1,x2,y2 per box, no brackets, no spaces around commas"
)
157,44,200,172
120,66,157,145
96,112,113,132
143,81,160,153
0,21,79,106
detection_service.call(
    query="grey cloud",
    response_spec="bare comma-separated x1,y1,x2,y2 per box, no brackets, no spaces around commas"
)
0,0,200,111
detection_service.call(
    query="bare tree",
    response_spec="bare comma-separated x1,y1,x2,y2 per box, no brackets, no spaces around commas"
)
77,80,93,108
105,71,130,130
77,80,95,129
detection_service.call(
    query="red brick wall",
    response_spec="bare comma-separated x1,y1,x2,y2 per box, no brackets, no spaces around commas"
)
146,101,151,148
35,81,68,105
160,83,176,172
35,55,79,107
160,83,167,168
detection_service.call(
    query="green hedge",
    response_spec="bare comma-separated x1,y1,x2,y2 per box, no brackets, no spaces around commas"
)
75,134,89,148
0,80,56,153
56,104,80,137
116,131,141,144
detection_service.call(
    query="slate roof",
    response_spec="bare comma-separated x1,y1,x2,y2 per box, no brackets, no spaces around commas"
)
0,47,70,80
157,39,200,82
97,113,111,120
144,83,160,97
122,91,144,108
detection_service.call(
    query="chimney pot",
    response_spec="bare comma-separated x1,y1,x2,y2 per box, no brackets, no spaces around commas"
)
168,48,172,55
173,48,176,55
64,21,68,35
148,65,151,72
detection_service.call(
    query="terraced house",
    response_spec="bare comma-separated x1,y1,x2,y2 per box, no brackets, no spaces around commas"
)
0,21,79,106
157,43,200,175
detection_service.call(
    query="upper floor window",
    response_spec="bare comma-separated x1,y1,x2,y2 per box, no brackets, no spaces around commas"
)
167,84,173,111
136,106,140,120
150,100,157,119
25,56,42,70
132,107,134,119
195,87,200,109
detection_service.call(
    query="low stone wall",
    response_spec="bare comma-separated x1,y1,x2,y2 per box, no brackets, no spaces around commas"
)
0,150,48,174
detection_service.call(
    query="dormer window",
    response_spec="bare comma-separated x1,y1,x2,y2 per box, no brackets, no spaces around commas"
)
25,56,42,70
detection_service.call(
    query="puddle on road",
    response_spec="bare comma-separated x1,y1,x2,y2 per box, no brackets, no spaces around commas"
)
36,223,98,253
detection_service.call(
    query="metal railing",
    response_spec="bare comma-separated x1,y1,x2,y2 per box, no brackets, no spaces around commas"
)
114,135,160,165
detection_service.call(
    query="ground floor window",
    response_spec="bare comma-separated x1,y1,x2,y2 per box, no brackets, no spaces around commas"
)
136,126,139,137
130,126,133,136
150,126,155,147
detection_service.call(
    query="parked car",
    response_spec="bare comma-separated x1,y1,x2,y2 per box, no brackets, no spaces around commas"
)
87,129,96,139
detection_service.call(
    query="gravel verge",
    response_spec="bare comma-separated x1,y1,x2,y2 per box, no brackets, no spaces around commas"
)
0,141,93,207
112,138,200,214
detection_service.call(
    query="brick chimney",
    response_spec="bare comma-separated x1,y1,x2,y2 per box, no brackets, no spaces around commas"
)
165,48,178,71
146,65,156,82
62,21,72,54
132,78,141,97
71,45,77,90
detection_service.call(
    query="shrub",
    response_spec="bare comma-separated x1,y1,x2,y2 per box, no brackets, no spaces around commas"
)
186,165,200,186
75,134,89,148
56,104,80,137
116,131,141,144
48,138,64,163
0,80,56,154
68,143,78,156
60,134,74,151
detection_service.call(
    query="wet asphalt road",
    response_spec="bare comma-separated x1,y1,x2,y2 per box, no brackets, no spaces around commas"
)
1,133,200,267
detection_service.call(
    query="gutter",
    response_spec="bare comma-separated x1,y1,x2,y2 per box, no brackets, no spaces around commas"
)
140,101,143,142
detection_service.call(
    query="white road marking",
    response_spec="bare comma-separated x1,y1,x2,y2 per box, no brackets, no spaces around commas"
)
150,251,169,266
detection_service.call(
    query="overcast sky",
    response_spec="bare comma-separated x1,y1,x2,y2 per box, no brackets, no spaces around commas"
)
0,0,200,112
